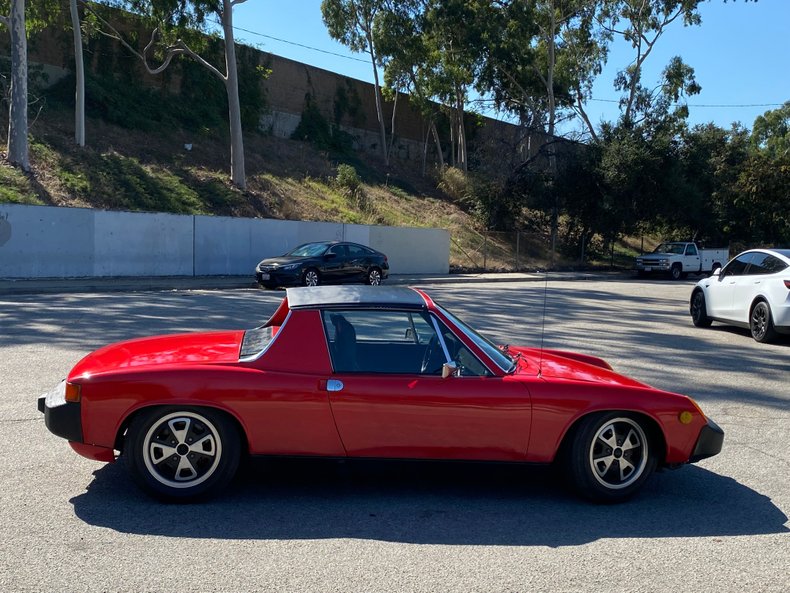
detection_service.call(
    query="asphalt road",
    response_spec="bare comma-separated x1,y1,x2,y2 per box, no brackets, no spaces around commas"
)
1,278,788,592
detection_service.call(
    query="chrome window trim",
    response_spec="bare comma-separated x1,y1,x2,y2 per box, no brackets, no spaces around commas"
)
238,310,293,363
429,313,495,377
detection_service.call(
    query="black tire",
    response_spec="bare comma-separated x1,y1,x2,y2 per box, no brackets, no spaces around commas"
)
670,264,683,281
690,291,713,328
303,268,320,287
125,406,241,502
365,267,383,286
750,301,778,343
567,412,657,503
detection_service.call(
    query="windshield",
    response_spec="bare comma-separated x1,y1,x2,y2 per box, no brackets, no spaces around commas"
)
435,304,516,373
287,242,330,257
653,243,685,255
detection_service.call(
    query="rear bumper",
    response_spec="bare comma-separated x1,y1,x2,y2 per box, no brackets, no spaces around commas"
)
37,381,82,443
689,418,724,463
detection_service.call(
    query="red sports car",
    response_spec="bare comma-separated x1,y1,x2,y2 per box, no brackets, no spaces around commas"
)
38,286,723,503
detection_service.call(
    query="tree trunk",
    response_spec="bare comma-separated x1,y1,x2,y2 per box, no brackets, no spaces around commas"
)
387,89,398,160
455,88,467,171
431,120,444,169
6,0,29,170
222,0,246,190
366,33,389,166
70,0,85,147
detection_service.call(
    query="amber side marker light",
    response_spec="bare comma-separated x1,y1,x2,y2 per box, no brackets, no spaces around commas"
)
65,382,81,403
679,411,694,425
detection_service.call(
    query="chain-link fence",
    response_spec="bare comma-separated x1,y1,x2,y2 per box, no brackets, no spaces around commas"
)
449,229,553,272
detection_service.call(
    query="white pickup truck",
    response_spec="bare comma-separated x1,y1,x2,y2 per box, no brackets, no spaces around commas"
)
635,242,729,280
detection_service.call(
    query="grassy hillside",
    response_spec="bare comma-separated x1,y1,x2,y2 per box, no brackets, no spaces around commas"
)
1,105,644,271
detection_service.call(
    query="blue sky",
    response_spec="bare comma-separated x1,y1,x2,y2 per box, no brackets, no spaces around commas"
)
232,0,789,135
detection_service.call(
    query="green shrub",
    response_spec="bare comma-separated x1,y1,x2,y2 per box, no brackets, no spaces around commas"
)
437,166,472,202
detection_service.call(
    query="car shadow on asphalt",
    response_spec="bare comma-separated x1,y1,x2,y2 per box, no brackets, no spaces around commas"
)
70,458,788,546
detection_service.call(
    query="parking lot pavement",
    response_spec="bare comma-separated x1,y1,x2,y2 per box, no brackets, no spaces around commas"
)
1,279,787,593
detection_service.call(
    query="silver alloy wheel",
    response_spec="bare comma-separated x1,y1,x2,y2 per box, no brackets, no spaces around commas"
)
368,268,382,285
588,417,648,490
304,269,319,287
142,411,223,489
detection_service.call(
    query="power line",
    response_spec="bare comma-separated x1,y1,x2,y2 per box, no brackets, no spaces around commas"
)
214,18,369,64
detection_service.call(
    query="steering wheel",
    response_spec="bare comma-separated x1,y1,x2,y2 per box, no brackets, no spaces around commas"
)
420,335,445,374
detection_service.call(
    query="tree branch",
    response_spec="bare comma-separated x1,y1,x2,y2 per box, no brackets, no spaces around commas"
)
0,15,9,28
80,1,226,81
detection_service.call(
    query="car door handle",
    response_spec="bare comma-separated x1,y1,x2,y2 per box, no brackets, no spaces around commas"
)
325,379,344,392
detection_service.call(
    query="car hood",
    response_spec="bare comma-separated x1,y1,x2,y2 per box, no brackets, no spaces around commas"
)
259,255,311,266
68,331,245,379
514,347,650,388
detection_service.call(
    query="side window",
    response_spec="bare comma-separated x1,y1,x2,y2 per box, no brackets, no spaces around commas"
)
750,254,787,275
433,318,493,377
322,309,438,374
685,244,698,256
347,245,368,257
327,245,348,258
722,254,751,277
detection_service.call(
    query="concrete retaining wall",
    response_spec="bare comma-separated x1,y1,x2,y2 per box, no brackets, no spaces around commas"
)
0,204,449,279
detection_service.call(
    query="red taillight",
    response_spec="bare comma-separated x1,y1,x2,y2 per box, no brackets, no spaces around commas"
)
785,280,790,289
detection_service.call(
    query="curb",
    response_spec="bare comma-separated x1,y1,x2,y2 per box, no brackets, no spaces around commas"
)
0,271,633,296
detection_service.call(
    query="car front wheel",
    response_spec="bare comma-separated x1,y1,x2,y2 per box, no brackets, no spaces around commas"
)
303,268,320,287
567,413,657,503
691,291,713,327
125,407,241,501
670,264,682,280
366,267,383,285
750,301,777,343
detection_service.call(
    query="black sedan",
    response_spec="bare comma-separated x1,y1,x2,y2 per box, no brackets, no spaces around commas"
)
255,241,389,288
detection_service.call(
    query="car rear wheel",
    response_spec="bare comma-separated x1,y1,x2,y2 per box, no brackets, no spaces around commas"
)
125,407,240,501
691,291,713,327
366,267,383,285
750,301,777,343
567,413,656,503
303,268,320,287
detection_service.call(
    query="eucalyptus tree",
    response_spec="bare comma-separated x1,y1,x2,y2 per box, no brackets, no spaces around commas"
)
322,0,390,165
479,1,608,256
1,0,60,169
419,0,486,171
71,0,86,146
0,0,28,169
599,0,703,125
375,0,446,171
89,0,250,189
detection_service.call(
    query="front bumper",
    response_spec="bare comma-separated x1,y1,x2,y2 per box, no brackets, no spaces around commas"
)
37,381,82,442
256,268,301,288
689,417,724,462
636,261,671,271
